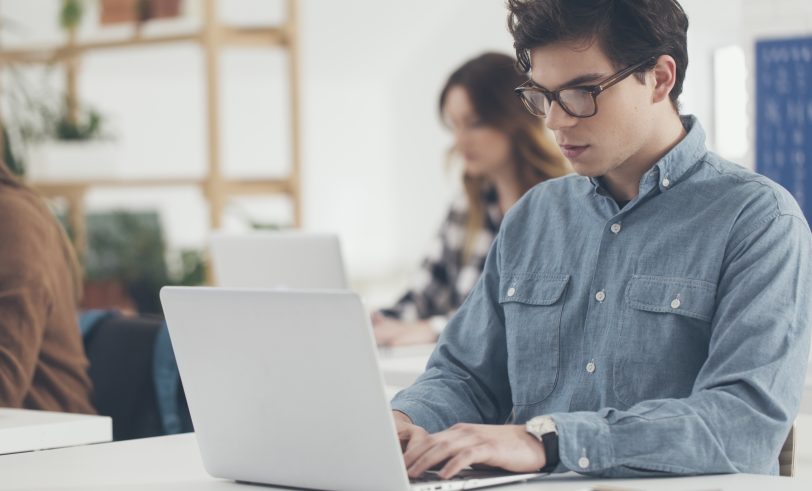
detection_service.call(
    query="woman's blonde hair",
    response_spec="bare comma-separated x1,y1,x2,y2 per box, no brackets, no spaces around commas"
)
438,53,570,260
0,162,84,304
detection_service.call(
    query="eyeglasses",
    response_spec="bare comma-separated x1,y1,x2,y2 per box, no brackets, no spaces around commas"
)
514,57,656,119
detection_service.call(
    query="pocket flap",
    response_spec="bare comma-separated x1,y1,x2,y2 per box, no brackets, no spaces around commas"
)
626,274,716,322
499,273,570,306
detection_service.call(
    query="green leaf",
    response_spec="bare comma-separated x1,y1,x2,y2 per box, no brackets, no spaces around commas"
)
60,0,84,31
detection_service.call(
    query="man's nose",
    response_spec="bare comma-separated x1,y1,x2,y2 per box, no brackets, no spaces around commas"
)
544,101,578,131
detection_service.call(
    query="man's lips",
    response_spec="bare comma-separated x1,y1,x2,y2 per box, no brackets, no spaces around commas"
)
560,144,589,159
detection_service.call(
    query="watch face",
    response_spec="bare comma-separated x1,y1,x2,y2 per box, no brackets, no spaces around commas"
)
528,416,556,436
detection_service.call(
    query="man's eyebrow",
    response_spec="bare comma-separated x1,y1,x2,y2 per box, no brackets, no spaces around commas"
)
532,72,606,90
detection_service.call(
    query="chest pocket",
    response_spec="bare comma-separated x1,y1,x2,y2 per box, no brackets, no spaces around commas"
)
613,274,716,407
499,273,569,406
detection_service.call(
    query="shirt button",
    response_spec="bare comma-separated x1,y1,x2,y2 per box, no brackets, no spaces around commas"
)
578,457,590,469
595,290,606,302
610,223,622,234
671,298,681,309
586,361,596,373
507,287,516,297
662,178,671,188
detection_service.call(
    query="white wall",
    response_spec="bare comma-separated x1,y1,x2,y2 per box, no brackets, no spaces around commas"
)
679,0,746,162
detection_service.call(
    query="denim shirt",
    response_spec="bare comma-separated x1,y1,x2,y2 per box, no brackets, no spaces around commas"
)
390,116,812,477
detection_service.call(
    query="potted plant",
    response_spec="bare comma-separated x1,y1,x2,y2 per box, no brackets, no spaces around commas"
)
76,210,207,314
100,0,183,26
24,100,118,182
1,1,118,181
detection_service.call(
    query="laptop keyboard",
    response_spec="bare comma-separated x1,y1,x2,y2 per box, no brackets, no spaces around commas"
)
410,468,520,483
410,471,463,483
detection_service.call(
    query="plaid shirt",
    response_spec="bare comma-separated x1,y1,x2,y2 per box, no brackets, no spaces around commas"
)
381,186,502,330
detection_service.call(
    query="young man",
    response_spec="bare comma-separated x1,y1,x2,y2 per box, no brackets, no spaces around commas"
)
390,0,812,479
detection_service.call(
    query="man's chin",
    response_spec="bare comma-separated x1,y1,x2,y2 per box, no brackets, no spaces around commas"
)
570,161,602,177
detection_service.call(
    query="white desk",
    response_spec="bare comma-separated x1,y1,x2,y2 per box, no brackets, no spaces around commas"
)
377,343,434,388
0,408,111,455
0,433,807,490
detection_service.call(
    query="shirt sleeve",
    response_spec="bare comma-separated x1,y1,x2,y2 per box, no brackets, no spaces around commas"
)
0,199,53,407
549,212,812,476
390,231,512,431
380,206,464,322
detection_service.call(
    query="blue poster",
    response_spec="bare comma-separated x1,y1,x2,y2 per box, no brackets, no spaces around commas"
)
755,37,812,219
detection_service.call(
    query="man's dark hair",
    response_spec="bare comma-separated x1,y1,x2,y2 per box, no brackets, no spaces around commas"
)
507,0,689,108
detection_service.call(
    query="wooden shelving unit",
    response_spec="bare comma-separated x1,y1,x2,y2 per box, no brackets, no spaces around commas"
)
0,0,302,255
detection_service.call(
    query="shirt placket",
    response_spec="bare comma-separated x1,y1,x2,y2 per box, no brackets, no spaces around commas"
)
567,190,626,411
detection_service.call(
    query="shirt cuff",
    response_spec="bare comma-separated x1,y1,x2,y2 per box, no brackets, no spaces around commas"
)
390,397,449,434
548,411,614,474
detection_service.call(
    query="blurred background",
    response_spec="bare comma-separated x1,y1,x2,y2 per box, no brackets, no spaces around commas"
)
0,0,809,314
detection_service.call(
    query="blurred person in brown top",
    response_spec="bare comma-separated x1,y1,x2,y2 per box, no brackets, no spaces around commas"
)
0,161,94,414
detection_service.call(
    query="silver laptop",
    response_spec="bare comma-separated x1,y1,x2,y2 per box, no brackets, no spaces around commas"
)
209,231,348,289
160,287,543,491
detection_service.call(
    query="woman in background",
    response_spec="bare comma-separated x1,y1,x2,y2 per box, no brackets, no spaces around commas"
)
373,52,570,346
0,162,95,413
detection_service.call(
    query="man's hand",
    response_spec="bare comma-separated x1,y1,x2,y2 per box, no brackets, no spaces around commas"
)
393,411,429,452
372,312,438,347
402,423,546,480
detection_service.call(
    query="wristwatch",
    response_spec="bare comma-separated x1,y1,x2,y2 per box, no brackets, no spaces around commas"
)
525,415,560,471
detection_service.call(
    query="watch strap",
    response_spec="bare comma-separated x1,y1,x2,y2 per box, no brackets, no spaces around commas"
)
539,431,560,472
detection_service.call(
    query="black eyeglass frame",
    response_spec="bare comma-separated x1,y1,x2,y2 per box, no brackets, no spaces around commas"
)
514,57,657,119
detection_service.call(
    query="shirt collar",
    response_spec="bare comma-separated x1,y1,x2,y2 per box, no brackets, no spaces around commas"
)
588,115,708,197
643,115,707,194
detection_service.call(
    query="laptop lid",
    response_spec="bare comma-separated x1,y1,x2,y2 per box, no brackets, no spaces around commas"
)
160,287,411,491
209,231,349,289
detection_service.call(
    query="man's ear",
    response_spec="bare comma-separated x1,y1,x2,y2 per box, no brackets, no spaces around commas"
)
651,55,677,104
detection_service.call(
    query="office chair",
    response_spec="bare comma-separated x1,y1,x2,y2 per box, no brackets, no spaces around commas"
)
82,313,192,440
